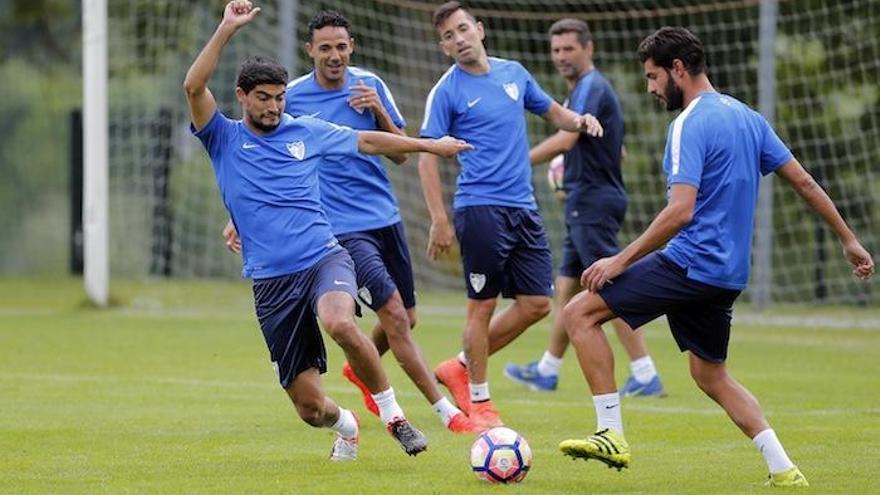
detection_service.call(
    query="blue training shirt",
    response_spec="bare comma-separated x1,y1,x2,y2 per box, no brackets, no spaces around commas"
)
420,57,554,210
661,92,793,290
192,111,358,279
285,67,406,235
563,69,626,224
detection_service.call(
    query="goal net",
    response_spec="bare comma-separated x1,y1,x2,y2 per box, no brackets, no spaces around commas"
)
104,0,877,305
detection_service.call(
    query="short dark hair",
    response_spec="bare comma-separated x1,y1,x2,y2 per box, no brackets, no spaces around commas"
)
307,10,351,41
637,26,707,76
236,56,288,93
548,18,592,46
432,1,476,29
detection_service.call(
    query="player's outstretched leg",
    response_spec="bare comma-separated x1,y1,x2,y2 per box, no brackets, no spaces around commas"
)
376,293,479,434
342,290,479,434
688,353,807,486
318,291,428,456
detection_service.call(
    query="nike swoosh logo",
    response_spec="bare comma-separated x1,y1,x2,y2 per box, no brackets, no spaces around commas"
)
242,143,259,149
467,97,481,108
604,404,619,409
333,280,351,286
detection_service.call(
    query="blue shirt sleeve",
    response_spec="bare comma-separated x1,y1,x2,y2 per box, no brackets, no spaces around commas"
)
420,82,451,138
306,117,359,159
571,78,600,116
522,65,553,116
666,114,706,188
190,110,235,162
374,76,407,129
758,114,793,175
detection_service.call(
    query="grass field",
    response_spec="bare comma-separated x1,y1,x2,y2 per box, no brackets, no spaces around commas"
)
2,278,879,494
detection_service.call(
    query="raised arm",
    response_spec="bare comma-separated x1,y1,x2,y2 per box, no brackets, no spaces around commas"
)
183,1,260,130
418,153,454,260
542,100,604,137
775,158,874,280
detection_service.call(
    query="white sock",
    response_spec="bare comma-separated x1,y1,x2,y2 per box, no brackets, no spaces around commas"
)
469,382,490,402
536,351,563,377
371,388,405,424
456,351,467,366
432,397,461,426
630,355,658,384
593,392,623,433
330,407,358,439
753,429,795,473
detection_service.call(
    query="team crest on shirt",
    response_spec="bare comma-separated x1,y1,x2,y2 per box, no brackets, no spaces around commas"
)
503,82,519,101
286,141,306,160
469,273,487,293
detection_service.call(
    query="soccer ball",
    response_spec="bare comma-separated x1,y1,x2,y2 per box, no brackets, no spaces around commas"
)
470,427,532,484
547,154,565,199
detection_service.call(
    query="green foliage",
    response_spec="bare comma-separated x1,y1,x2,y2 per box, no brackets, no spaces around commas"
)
0,0,77,64
773,23,878,302
0,59,80,274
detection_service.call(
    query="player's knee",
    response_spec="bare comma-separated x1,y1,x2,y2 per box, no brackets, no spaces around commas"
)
562,301,600,340
523,297,551,321
561,301,583,334
469,298,496,321
690,363,725,395
295,398,327,427
324,318,360,347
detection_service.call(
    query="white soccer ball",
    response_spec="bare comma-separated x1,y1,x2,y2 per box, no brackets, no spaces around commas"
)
547,154,565,197
470,426,532,484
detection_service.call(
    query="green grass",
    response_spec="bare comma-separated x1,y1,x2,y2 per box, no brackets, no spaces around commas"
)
1,278,879,494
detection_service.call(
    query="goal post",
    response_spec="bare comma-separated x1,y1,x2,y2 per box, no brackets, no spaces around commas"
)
83,0,109,307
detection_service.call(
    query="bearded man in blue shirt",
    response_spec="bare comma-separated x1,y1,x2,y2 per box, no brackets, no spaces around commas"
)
559,26,874,488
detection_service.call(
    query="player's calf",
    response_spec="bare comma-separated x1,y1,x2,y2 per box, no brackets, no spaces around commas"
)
294,401,327,427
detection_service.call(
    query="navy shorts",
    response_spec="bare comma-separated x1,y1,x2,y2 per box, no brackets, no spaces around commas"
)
453,205,553,300
559,221,621,278
251,249,358,388
599,252,742,362
337,222,416,311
